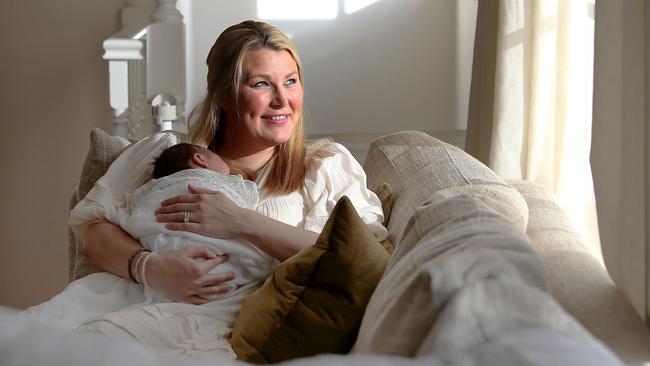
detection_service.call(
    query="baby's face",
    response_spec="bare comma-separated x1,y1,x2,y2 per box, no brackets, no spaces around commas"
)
200,149,230,175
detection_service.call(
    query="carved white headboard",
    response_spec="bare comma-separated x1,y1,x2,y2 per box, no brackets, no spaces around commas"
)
103,0,186,139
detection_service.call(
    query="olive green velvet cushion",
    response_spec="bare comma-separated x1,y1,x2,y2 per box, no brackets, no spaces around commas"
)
231,196,390,363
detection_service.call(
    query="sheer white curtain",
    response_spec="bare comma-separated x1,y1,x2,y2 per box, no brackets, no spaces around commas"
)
466,0,600,261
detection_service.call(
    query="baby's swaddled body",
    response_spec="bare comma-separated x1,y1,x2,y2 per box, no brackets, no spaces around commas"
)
116,168,276,302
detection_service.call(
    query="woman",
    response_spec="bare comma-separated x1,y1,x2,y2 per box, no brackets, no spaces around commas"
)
65,20,386,356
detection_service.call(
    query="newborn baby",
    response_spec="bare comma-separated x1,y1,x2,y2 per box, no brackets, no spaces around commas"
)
116,143,275,302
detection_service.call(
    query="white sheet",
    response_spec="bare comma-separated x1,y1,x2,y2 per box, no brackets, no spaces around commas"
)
2,305,623,366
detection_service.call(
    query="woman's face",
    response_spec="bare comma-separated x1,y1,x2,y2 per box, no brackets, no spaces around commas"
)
220,48,303,153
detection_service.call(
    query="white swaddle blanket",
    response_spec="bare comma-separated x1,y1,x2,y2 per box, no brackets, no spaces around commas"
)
24,132,275,358
117,168,275,302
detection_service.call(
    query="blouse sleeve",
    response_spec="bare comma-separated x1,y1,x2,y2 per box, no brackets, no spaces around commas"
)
302,142,388,241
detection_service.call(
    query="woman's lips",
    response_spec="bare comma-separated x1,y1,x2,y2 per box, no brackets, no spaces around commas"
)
261,114,289,124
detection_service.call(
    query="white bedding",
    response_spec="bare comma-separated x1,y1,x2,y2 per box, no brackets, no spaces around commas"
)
2,305,622,366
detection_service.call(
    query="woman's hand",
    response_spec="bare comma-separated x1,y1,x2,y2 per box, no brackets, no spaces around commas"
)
157,184,319,261
146,246,235,305
155,184,244,239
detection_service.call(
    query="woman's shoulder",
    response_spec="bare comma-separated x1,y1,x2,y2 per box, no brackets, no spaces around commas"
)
304,139,362,182
305,139,354,162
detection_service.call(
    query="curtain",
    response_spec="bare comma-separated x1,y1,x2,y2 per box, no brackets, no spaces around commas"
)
466,0,601,264
591,0,648,322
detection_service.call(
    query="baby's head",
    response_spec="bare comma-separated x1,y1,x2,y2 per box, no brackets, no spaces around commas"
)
153,143,230,179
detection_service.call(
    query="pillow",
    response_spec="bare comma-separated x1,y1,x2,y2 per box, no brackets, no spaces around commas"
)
231,196,390,363
70,128,132,280
78,128,133,200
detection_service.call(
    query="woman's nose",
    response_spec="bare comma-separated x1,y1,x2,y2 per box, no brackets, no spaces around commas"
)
270,87,288,109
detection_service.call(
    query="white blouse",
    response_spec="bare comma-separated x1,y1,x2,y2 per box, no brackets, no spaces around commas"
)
254,142,387,241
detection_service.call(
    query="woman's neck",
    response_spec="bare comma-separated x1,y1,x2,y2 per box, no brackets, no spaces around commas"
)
216,142,276,174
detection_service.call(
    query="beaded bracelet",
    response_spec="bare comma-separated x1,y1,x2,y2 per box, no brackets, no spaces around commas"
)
140,252,154,287
132,250,148,284
127,247,150,284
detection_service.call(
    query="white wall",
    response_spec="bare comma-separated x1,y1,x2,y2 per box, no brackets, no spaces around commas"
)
0,0,123,309
181,0,476,151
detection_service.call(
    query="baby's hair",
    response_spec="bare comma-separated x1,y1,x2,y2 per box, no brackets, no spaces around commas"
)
153,143,199,179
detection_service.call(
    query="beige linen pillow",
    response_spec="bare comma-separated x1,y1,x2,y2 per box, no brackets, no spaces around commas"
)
78,128,132,199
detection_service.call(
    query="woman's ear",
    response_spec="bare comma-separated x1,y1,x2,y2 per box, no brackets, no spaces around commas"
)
191,153,209,168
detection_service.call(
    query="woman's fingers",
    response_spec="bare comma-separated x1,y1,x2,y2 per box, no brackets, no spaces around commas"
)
199,271,236,287
156,207,208,228
155,211,187,223
188,184,217,194
160,184,216,206
187,246,219,260
157,190,242,239
160,193,199,206
155,202,195,215
184,295,211,305
196,284,236,296
195,256,230,275
163,222,204,233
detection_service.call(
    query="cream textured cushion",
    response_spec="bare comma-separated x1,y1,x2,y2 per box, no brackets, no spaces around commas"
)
78,129,132,199
511,180,650,365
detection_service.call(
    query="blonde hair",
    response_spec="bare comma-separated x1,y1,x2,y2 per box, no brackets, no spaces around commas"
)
190,20,306,196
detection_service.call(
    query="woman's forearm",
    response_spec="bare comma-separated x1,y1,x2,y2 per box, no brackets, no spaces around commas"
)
83,222,143,278
84,222,233,304
236,209,319,262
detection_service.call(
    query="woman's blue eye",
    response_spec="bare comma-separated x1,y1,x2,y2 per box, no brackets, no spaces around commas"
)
253,81,269,87
285,79,296,86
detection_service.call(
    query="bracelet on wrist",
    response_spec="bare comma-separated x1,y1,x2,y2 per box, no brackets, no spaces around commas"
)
127,247,150,284
140,252,155,287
